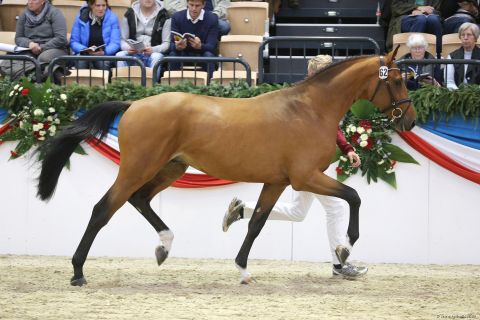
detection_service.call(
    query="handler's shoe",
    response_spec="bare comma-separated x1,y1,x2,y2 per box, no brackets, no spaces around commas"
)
222,197,245,232
332,263,368,279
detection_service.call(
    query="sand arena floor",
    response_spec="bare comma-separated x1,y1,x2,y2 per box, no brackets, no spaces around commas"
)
0,255,478,320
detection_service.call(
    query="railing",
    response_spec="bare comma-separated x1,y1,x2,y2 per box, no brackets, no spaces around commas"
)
153,56,253,86
0,55,42,83
258,36,381,83
48,56,146,86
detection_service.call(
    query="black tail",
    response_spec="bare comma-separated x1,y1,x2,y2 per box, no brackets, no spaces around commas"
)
37,101,131,201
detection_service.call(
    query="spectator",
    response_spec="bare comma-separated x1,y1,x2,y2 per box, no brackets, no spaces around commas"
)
164,0,230,36
168,0,219,78
70,0,121,70
400,33,442,90
222,55,368,280
116,0,171,73
3,0,68,81
446,22,480,89
443,0,478,34
388,0,442,56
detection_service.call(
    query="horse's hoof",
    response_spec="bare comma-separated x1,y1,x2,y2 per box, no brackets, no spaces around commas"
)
70,276,87,286
155,245,169,266
335,245,351,266
240,276,257,285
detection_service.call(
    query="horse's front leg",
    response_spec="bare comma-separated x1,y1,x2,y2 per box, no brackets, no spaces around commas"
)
235,183,286,284
293,170,361,265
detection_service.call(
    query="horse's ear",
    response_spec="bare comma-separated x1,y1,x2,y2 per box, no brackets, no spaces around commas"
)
385,45,400,66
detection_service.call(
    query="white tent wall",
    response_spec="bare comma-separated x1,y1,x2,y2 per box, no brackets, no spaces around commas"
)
0,134,478,264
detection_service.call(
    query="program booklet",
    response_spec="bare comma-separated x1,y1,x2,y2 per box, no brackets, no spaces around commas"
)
171,31,195,42
80,44,106,55
126,39,145,52
0,43,30,53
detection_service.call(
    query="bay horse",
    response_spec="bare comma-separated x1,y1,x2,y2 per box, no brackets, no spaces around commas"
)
37,48,415,286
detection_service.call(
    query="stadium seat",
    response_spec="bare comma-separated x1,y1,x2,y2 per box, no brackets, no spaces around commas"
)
227,1,269,36
0,0,26,32
393,32,437,58
441,33,480,57
111,66,153,86
0,31,16,55
109,0,131,25
211,70,257,86
160,70,208,86
63,69,109,86
219,35,263,73
54,0,84,32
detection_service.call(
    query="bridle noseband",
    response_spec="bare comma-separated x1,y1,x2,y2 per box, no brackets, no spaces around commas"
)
369,56,412,122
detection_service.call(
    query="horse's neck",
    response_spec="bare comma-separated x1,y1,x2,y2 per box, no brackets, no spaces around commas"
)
300,58,377,123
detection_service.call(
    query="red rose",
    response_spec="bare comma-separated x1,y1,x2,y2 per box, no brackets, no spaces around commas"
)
351,132,360,145
366,137,374,150
390,160,397,168
31,120,38,125
335,167,343,174
10,150,18,158
43,122,50,129
359,120,372,130
21,88,29,96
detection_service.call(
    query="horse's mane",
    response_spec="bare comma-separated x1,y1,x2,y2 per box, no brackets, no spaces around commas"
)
293,55,375,88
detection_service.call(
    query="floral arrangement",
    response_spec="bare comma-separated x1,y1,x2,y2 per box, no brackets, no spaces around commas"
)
335,100,419,188
0,79,70,158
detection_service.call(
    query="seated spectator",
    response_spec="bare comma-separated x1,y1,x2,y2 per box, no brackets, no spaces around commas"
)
164,0,230,36
388,0,442,56
70,0,121,70
443,0,478,34
1,0,68,81
116,0,171,73
446,22,480,89
168,0,218,78
400,33,442,90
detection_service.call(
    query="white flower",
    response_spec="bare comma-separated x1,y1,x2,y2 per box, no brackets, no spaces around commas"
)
60,94,67,101
377,159,385,165
46,88,52,93
13,84,20,90
38,136,45,141
357,127,365,134
360,133,369,141
349,125,357,133
48,107,56,113
19,121,24,128
386,168,395,174
37,123,44,129
23,106,29,110
339,156,347,162
33,109,44,117
48,125,56,134
47,116,53,121
9,90,14,97
359,140,368,148
54,118,61,124
345,127,350,133
39,130,46,136
367,129,372,134
18,86,23,91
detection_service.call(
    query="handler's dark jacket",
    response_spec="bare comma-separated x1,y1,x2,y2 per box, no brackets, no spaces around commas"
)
450,45,480,86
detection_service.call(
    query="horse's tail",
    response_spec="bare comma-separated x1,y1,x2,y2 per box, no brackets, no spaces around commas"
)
37,101,131,201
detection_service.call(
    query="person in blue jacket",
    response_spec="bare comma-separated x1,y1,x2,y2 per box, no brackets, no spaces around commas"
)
70,0,121,70
168,0,219,78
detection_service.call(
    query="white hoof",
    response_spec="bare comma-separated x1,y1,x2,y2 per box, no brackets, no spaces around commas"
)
236,263,256,285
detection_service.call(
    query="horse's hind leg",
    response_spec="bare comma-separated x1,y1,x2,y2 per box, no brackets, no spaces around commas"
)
235,183,286,284
128,159,188,266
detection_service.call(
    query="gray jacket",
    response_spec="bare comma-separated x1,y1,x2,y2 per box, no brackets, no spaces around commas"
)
164,0,230,20
15,5,68,51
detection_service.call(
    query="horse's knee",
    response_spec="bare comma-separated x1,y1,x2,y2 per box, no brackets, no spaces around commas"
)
90,201,110,229
344,188,361,211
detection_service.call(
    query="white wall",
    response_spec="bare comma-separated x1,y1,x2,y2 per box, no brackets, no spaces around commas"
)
0,134,478,264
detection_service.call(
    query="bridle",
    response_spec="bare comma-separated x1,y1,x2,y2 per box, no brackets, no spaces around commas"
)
369,56,412,122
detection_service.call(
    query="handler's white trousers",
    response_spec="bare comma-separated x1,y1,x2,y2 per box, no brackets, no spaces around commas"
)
243,191,349,265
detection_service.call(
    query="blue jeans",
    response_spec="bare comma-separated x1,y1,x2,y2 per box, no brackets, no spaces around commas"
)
168,50,216,78
401,14,442,57
219,19,231,37
443,17,476,35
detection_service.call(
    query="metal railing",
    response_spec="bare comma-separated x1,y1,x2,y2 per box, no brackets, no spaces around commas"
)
48,56,146,86
258,36,381,83
0,54,42,83
153,56,253,86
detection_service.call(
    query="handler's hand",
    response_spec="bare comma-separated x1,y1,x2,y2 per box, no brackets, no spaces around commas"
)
347,151,361,167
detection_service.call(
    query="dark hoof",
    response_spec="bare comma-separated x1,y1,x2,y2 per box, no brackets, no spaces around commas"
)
335,245,350,266
70,276,87,286
155,245,169,266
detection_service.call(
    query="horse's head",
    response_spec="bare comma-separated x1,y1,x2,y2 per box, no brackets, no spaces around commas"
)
368,46,417,131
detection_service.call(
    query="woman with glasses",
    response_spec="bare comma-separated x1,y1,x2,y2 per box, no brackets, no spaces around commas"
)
446,22,480,89
400,33,442,90
70,0,121,70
